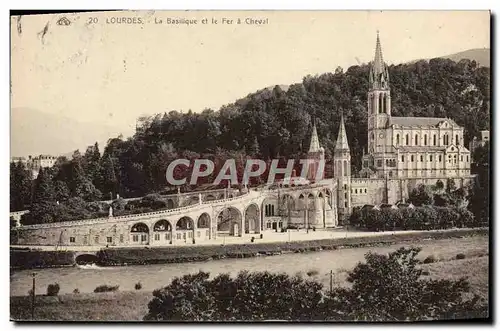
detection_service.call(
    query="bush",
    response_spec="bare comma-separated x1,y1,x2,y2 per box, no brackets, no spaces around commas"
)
456,253,466,260
324,247,483,321
144,270,324,321
144,247,483,321
73,288,80,294
135,282,142,290
355,205,481,232
46,283,60,296
422,255,436,264
306,269,319,277
94,285,119,293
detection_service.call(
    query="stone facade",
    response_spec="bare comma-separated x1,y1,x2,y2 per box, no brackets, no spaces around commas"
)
361,33,471,180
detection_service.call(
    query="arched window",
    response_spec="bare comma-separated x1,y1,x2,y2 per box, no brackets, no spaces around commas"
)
343,160,348,176
456,134,459,146
445,134,449,145
378,95,383,114
405,134,409,145
424,135,427,146
415,134,419,145
396,134,400,145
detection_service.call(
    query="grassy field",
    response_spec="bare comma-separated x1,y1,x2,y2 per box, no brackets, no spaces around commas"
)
11,235,489,321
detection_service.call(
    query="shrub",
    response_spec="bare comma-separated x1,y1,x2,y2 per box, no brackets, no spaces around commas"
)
73,288,80,294
306,269,319,277
46,283,60,296
456,253,466,260
94,285,119,293
422,255,436,264
135,282,142,290
421,270,430,276
144,270,324,321
144,247,483,321
325,247,483,321
356,205,478,232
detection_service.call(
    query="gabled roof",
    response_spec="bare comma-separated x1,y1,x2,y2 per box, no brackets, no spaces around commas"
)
390,117,459,128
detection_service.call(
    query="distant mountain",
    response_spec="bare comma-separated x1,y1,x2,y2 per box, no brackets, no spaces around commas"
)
439,48,490,67
10,107,134,157
409,48,490,67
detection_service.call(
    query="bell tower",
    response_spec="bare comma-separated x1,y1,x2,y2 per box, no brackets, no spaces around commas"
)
334,113,351,221
367,31,391,155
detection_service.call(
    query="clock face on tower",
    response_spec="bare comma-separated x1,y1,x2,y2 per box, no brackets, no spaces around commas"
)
379,133,385,138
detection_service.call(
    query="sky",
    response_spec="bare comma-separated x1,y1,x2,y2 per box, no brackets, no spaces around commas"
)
11,10,490,133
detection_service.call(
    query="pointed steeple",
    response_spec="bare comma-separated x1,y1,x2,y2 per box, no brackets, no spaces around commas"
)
334,113,350,151
308,120,321,153
369,31,390,90
373,31,385,76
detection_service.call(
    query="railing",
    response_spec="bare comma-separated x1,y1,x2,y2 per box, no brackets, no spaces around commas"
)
259,181,334,194
17,191,255,230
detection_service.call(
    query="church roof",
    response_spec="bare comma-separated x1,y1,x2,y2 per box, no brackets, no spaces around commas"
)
390,116,459,128
334,114,350,151
369,31,390,90
372,31,385,79
308,121,322,153
397,146,446,153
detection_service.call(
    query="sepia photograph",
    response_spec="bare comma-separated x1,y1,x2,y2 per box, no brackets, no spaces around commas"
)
9,10,491,322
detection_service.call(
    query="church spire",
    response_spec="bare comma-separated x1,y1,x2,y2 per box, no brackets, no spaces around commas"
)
334,113,350,151
308,119,321,153
369,31,390,90
373,31,385,76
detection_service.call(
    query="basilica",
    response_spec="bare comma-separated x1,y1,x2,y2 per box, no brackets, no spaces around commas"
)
307,32,473,219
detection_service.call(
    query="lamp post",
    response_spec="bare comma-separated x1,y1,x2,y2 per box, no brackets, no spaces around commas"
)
31,272,36,319
305,204,309,234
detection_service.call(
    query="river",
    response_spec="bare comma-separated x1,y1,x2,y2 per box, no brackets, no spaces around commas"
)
10,235,488,297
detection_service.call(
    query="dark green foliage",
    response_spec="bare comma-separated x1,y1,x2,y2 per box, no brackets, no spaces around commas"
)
456,253,466,260
10,250,74,269
349,205,481,232
32,168,55,204
306,269,319,277
94,285,119,293
409,184,434,206
73,288,80,294
422,255,436,264
46,283,60,296
10,161,33,211
135,282,142,290
469,142,490,225
144,270,324,321
323,247,484,321
144,247,485,321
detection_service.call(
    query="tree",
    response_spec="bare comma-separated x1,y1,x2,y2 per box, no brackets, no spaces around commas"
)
100,155,119,200
83,142,101,185
446,178,457,194
32,168,55,204
325,247,484,321
435,179,444,191
10,161,33,211
408,184,433,206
